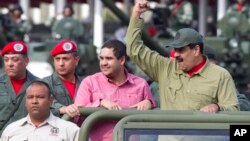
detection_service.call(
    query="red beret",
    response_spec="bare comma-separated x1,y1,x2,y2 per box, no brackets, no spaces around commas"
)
51,40,77,57
1,41,28,56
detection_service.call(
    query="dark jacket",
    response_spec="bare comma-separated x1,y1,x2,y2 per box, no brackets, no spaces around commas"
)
0,71,38,135
43,72,83,117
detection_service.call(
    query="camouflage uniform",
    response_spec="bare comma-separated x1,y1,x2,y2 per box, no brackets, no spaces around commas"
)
0,71,38,135
8,18,31,41
0,13,31,44
219,2,250,38
43,72,83,116
2,4,31,41
52,16,84,42
167,0,193,31
227,2,250,21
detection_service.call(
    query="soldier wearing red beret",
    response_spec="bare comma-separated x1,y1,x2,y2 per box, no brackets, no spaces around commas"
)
0,41,38,135
50,40,78,57
43,40,82,118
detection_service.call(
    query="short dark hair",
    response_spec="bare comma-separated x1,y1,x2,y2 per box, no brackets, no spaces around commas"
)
26,80,51,97
101,39,127,59
71,51,79,57
188,43,204,53
21,54,28,58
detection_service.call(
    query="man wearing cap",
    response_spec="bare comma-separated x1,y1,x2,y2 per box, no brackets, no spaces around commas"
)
0,41,38,135
43,40,82,118
126,0,239,112
150,44,250,111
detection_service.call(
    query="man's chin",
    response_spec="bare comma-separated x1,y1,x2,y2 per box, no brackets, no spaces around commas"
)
29,112,40,117
57,71,67,76
101,71,109,76
30,112,49,119
102,72,113,78
8,74,20,79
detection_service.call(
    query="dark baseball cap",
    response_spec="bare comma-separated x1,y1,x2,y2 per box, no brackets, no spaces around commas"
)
166,28,203,48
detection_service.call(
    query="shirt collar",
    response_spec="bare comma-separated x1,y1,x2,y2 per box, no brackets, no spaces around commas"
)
187,56,206,77
196,58,212,78
20,112,57,128
174,56,210,78
126,72,136,85
102,69,135,86
53,72,64,85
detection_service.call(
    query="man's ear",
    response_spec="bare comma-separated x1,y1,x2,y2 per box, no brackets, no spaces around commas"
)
24,57,29,66
75,56,80,65
120,56,126,65
49,95,54,106
194,45,201,56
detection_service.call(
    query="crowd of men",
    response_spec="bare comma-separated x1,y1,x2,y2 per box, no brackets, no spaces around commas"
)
1,0,250,141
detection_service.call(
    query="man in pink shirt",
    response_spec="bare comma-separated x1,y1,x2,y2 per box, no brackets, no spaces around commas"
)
74,39,156,141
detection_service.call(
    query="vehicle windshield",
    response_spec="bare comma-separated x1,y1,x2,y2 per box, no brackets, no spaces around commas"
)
124,128,229,141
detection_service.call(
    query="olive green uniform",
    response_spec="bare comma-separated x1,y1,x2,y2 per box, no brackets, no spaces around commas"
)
227,3,250,20
43,72,83,116
168,1,193,31
52,17,84,41
0,71,38,135
126,17,239,111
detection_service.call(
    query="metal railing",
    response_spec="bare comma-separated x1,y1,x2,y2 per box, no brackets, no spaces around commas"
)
62,108,250,141
113,112,250,141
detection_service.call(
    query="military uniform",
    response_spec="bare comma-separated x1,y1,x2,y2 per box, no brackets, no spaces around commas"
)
52,17,84,41
2,4,31,42
126,17,239,111
167,0,193,31
43,72,82,117
8,17,31,41
43,40,82,117
227,2,250,20
0,71,38,135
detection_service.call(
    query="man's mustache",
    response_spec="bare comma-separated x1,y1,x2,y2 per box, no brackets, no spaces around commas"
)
176,57,183,62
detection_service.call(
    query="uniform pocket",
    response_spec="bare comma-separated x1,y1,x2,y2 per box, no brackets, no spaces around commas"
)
188,88,216,109
167,80,182,101
0,93,10,105
193,88,216,102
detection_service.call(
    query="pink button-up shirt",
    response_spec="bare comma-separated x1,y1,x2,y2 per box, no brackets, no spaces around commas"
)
74,72,156,141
